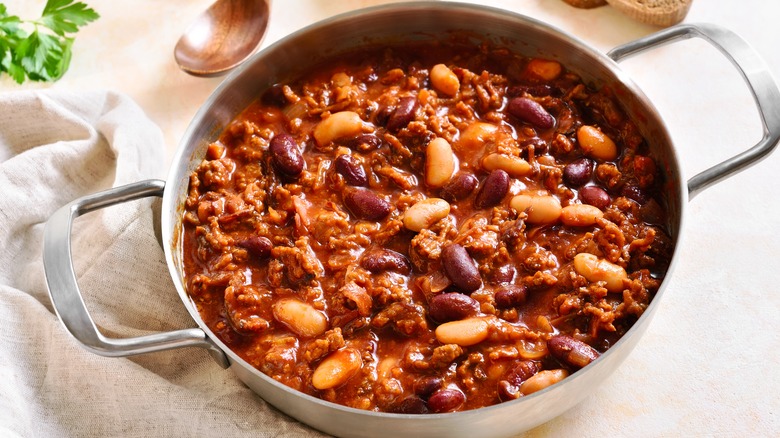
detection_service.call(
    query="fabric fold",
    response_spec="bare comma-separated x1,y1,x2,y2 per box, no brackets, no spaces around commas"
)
0,90,320,437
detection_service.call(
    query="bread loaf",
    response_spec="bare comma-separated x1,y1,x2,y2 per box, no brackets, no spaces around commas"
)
561,0,608,9
605,0,693,26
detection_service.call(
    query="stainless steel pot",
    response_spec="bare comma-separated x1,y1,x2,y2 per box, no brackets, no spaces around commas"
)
43,3,780,437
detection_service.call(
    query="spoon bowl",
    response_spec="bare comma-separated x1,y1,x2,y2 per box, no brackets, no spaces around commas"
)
174,0,270,77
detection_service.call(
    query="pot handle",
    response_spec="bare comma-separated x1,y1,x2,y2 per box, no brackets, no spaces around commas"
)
608,23,780,199
43,179,230,368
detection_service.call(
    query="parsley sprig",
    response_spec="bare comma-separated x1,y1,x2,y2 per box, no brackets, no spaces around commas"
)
0,0,99,84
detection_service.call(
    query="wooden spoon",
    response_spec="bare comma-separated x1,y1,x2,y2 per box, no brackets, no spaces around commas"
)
174,0,271,77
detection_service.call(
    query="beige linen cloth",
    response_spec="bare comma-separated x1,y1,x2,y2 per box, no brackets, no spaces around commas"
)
0,90,321,437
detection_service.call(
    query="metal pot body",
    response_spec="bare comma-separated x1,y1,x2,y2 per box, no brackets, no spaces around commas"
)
165,4,683,436
44,2,780,437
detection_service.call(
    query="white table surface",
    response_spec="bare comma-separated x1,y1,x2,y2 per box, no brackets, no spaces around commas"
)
3,0,778,436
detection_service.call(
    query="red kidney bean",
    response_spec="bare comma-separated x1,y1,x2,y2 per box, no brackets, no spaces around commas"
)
346,133,383,151
621,183,649,205
474,169,509,209
498,360,540,401
494,285,527,308
579,185,610,209
428,292,479,323
269,134,304,177
489,265,516,284
374,104,394,127
439,173,478,203
441,244,482,293
414,376,443,399
334,154,368,186
360,248,411,274
386,96,419,132
261,84,287,107
506,360,540,385
548,335,600,369
428,388,465,413
343,188,392,221
563,157,593,187
235,236,273,259
507,97,555,129
520,137,547,154
497,380,520,401
392,396,429,414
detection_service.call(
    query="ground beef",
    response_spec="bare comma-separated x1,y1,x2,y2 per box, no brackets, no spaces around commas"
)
181,42,673,414
371,302,429,337
431,344,464,369
302,328,346,363
267,237,324,288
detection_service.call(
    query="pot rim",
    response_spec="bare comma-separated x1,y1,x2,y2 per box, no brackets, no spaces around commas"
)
161,0,686,425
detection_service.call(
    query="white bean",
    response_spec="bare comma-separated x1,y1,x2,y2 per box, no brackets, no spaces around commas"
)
458,122,499,153
313,111,367,146
510,194,562,225
425,138,456,188
573,253,628,293
577,125,618,161
312,348,363,390
430,64,460,97
435,317,489,346
519,369,568,395
481,153,532,178
272,298,328,338
403,198,451,232
561,204,604,227
526,59,562,81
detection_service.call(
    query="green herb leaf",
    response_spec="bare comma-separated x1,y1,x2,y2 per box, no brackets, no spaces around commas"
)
17,31,57,79
1,37,26,83
40,0,100,37
0,0,99,83
0,7,22,35
47,36,72,80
